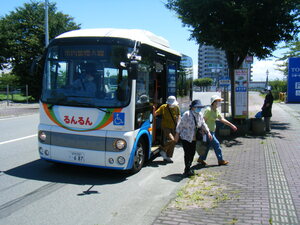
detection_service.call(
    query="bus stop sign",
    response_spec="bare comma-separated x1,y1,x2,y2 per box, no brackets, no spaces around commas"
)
219,76,230,87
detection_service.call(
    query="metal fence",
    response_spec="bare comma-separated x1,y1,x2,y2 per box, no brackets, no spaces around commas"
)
0,84,30,105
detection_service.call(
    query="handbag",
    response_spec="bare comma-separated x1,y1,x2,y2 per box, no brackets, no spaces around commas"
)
196,138,207,156
192,112,203,141
255,111,262,119
195,128,202,141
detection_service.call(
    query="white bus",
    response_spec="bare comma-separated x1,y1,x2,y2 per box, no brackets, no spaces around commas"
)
38,28,193,173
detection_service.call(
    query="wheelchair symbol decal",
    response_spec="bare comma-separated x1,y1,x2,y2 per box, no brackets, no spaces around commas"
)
113,113,125,126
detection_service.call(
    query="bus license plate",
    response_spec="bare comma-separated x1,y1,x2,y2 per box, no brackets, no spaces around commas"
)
69,152,85,162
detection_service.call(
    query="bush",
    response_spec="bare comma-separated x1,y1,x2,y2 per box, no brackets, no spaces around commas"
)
269,79,287,100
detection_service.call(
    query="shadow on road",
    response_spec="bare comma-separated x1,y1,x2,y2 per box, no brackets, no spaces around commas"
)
162,173,185,182
4,159,131,185
217,120,290,145
270,120,290,131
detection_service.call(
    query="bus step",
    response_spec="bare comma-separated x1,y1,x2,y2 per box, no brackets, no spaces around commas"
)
151,146,161,154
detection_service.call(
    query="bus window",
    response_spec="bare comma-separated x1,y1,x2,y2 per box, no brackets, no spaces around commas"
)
41,44,131,108
135,64,152,128
48,61,68,89
116,69,129,102
136,64,151,105
103,68,119,98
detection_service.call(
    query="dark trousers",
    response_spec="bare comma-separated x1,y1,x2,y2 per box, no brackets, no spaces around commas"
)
181,139,196,171
264,117,271,131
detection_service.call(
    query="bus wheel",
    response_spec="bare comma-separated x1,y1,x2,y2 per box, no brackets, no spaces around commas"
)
131,140,146,173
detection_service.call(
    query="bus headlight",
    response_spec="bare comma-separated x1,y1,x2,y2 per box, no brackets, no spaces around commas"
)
39,131,47,142
114,139,127,150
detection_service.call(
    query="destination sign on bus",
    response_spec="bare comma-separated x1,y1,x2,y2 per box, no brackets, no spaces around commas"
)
61,47,108,58
64,49,104,57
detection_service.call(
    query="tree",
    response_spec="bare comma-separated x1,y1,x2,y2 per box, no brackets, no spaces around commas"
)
0,1,80,100
277,38,300,76
193,78,213,91
166,0,299,118
0,73,19,86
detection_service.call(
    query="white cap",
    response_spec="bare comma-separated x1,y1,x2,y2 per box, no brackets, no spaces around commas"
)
210,95,223,104
166,96,178,106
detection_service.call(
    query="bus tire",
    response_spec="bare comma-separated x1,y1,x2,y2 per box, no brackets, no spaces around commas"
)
131,139,146,173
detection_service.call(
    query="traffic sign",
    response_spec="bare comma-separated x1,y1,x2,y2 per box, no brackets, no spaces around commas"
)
219,76,230,87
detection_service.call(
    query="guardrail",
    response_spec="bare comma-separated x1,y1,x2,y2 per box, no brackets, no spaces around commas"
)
0,84,30,106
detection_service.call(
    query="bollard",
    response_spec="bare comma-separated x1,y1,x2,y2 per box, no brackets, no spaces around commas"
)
251,118,265,135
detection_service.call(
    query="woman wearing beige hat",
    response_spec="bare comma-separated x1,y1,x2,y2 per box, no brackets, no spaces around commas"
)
197,95,237,166
154,96,180,163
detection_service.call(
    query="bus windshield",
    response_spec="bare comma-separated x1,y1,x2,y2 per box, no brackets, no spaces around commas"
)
41,44,131,108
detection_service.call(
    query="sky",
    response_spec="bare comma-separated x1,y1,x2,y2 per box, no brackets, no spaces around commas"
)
0,0,286,81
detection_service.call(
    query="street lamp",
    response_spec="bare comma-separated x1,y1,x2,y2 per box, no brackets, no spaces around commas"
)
265,69,269,89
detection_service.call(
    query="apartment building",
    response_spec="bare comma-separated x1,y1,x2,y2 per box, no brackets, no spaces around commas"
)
198,45,228,86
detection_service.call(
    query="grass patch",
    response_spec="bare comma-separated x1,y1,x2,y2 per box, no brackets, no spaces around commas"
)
168,171,233,210
0,94,34,103
227,218,238,224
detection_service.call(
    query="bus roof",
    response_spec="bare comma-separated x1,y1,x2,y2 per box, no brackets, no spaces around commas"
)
56,28,181,57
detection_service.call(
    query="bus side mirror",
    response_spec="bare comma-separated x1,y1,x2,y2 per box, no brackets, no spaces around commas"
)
128,63,138,79
127,53,141,62
149,114,153,123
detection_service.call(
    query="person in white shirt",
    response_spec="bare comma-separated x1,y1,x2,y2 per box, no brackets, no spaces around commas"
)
175,99,212,177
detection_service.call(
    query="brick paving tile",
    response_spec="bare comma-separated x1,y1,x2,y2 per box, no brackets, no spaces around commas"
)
152,101,300,225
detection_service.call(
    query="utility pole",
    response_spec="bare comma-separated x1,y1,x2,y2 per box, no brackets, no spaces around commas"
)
45,0,49,47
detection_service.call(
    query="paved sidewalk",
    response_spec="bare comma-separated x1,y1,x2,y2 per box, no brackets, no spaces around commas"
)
152,101,300,225
0,102,39,118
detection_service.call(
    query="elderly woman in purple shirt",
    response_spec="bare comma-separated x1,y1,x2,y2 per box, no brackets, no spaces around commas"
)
175,99,212,177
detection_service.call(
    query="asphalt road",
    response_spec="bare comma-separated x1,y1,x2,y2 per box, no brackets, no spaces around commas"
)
0,114,187,225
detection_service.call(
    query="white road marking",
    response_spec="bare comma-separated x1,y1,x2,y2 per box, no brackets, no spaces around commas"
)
0,134,37,145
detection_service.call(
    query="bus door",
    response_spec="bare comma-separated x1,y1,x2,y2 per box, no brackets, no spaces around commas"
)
152,60,167,145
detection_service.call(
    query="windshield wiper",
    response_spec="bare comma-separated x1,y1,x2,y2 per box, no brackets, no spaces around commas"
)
78,103,111,114
44,100,112,114
96,107,111,114
67,95,93,98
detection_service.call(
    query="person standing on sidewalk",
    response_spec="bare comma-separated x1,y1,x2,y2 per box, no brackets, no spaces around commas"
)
175,99,212,176
154,96,180,163
197,95,237,166
261,86,274,132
